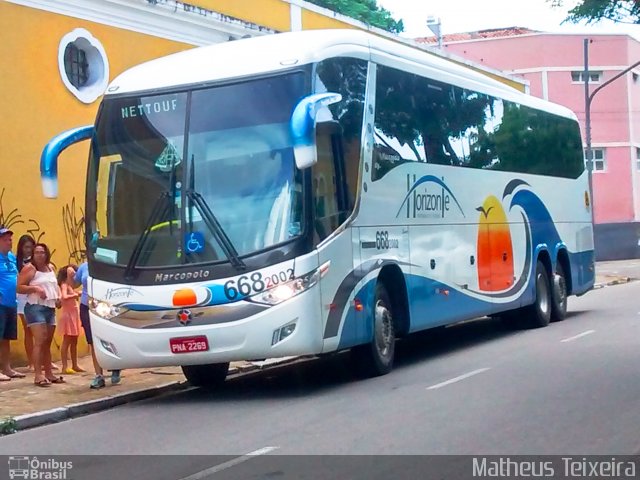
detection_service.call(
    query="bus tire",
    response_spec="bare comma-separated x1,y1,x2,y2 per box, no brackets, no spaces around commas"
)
525,260,552,328
351,282,395,377
550,262,568,322
181,362,229,388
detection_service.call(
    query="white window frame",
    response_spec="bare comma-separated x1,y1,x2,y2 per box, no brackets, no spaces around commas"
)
584,148,606,172
58,28,109,104
571,70,603,84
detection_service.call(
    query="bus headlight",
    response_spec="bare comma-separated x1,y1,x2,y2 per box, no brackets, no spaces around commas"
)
89,297,127,320
249,262,329,306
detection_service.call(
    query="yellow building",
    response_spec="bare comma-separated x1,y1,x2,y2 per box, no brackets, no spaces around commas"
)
0,0,525,364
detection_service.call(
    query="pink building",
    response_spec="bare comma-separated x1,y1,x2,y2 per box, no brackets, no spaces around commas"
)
417,29,640,259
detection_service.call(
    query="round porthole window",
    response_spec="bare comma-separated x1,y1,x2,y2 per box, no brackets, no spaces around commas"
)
58,28,109,104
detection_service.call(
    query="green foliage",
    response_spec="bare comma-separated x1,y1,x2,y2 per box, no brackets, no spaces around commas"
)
305,0,404,33
550,0,640,24
0,417,17,435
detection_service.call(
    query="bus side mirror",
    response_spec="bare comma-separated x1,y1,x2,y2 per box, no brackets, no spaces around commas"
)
40,125,94,198
290,92,342,170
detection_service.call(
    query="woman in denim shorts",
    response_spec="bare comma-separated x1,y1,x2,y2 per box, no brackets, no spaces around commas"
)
17,243,61,387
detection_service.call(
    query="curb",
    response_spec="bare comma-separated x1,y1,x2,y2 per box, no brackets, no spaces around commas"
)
11,357,307,433
594,276,633,289
13,381,189,431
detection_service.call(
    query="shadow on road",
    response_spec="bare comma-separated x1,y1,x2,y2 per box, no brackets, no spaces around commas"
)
145,309,590,405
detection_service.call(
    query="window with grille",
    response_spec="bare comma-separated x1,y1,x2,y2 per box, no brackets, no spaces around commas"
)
64,43,89,89
58,28,109,104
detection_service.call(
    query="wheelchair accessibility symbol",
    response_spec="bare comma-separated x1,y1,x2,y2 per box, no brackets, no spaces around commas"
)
185,232,205,254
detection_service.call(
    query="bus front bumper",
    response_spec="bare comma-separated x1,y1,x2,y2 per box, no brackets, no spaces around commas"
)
91,288,323,370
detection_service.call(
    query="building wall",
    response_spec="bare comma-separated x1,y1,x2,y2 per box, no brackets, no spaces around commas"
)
1,1,197,363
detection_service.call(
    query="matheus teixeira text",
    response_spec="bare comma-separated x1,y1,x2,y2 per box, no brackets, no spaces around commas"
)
472,457,636,478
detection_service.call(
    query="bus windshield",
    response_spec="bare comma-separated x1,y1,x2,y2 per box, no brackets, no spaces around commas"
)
86,72,306,270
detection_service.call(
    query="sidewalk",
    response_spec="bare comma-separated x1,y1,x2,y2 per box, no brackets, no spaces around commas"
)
0,260,635,433
0,355,294,432
593,259,640,287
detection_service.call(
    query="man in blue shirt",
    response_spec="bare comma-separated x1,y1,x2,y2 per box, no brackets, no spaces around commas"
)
0,226,24,381
75,261,121,389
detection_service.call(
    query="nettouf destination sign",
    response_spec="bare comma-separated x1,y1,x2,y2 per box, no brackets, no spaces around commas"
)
121,99,180,119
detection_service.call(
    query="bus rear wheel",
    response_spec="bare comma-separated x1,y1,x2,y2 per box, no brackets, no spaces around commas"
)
524,260,552,328
550,262,568,322
182,362,229,388
352,283,395,377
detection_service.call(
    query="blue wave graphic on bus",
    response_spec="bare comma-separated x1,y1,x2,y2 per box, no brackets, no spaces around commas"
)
465,181,562,299
396,175,465,218
508,186,562,253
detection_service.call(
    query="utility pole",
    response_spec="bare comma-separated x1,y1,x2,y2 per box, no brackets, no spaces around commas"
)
583,38,640,222
583,38,592,214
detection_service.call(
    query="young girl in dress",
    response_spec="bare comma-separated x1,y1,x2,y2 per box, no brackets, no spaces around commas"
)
57,265,84,374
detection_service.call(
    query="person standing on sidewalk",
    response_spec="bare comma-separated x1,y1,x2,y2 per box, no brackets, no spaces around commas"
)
57,264,84,374
18,243,62,387
15,234,35,371
0,226,26,381
75,261,121,389
15,234,59,374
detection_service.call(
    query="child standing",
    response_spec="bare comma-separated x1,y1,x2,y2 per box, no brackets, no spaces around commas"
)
57,265,84,374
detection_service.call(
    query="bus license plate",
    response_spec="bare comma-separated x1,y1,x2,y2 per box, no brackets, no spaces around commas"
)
170,336,209,354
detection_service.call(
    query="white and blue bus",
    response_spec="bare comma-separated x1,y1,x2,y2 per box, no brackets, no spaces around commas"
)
42,30,594,386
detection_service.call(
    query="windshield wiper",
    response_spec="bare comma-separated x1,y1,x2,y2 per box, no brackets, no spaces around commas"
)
187,154,245,271
124,191,172,281
187,190,246,271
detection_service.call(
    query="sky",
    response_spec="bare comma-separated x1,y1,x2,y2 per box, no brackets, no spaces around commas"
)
377,0,640,40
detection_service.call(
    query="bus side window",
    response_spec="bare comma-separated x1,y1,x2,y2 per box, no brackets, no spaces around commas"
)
312,121,347,243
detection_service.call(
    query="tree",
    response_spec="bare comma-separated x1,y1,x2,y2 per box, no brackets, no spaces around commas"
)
305,0,404,33
550,0,640,24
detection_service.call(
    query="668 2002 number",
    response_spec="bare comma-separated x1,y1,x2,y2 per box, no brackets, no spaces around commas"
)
223,268,294,300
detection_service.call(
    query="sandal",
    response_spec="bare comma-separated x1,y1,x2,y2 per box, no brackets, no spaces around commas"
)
46,376,66,384
6,370,26,378
34,379,51,387
0,373,10,382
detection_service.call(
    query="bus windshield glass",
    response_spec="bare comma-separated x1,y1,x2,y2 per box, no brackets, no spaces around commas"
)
87,72,306,269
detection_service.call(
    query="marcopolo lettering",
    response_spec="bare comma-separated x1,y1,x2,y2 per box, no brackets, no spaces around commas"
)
155,269,211,283
121,99,179,119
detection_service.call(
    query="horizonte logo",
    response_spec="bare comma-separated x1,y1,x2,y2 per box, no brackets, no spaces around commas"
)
397,174,465,219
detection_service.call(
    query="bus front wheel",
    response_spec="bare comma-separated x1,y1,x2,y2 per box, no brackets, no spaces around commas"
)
182,362,229,388
352,283,396,377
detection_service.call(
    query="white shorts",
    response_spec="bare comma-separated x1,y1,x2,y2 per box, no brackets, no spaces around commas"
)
17,294,27,315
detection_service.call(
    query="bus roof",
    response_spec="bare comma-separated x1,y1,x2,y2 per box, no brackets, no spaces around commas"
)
107,29,577,121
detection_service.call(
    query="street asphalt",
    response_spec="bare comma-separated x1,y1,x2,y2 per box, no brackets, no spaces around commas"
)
3,259,638,435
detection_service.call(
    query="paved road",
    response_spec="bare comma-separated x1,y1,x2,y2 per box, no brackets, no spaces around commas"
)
1,280,639,478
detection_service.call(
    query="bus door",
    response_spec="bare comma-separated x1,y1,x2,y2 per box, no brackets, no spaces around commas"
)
312,122,359,353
